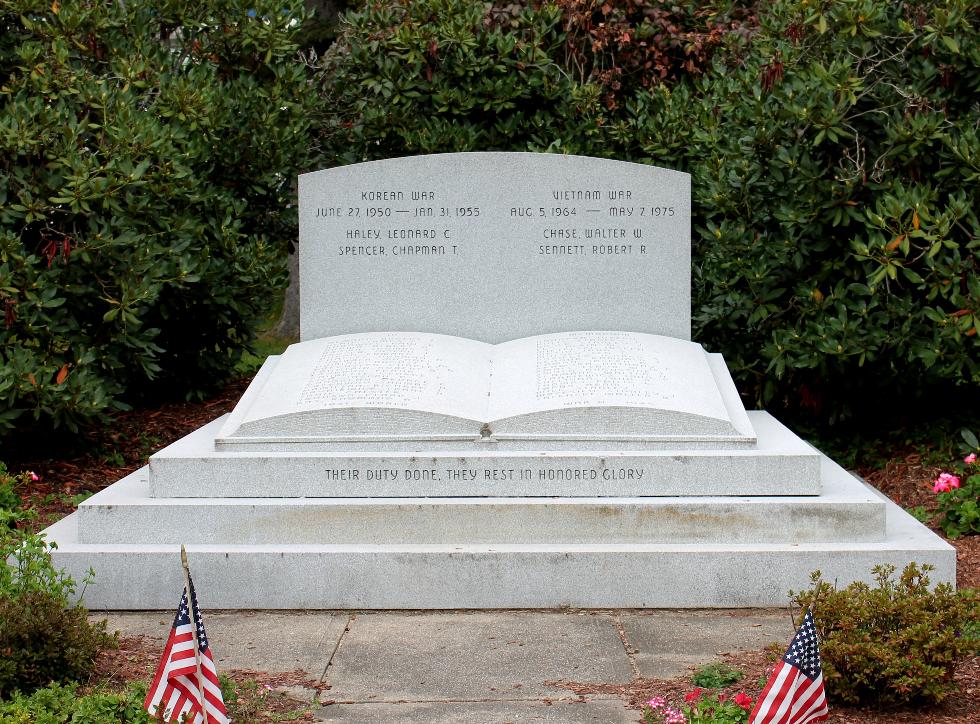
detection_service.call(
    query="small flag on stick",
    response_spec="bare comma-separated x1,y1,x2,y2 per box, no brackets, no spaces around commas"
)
145,547,229,724
750,609,829,724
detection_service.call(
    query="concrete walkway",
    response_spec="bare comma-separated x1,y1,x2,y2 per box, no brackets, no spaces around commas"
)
99,609,793,723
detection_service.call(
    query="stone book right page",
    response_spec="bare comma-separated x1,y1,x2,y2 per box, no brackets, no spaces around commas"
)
486,331,746,442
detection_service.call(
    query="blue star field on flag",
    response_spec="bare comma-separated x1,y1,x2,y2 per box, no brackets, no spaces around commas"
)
782,610,821,679
146,572,227,723
750,608,829,723
173,578,209,652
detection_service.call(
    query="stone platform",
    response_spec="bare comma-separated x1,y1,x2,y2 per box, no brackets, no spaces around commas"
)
44,412,953,609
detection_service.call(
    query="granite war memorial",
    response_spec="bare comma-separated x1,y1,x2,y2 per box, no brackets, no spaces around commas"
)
44,153,954,608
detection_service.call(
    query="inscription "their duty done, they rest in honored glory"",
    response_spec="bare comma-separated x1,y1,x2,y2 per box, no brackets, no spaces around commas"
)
316,466,647,482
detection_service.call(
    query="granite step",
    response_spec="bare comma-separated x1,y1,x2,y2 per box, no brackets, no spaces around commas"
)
46,483,952,609
148,412,822,498
77,463,883,546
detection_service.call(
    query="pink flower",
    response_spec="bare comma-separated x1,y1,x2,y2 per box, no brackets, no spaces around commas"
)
734,692,754,711
663,707,686,724
646,696,666,710
965,453,977,464
684,687,703,703
932,472,961,493
29,471,39,481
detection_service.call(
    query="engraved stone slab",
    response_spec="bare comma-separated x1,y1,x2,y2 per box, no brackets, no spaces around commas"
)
151,414,821,498
78,464,879,545
299,153,691,343
46,483,955,608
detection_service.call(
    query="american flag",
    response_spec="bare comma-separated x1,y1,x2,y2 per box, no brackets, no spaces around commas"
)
750,609,829,724
144,575,229,724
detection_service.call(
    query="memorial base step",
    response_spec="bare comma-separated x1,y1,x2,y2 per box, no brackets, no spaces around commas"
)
44,461,953,609
76,462,882,546
44,502,951,609
148,412,821,498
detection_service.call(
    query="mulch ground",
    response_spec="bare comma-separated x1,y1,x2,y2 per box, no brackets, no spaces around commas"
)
89,634,326,722
11,378,249,529
554,648,979,723
5,378,979,723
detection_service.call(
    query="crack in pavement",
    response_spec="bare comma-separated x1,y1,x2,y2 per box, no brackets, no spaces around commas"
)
612,612,642,680
319,612,355,684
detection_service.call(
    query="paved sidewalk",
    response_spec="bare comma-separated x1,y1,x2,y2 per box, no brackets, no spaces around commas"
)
99,609,793,723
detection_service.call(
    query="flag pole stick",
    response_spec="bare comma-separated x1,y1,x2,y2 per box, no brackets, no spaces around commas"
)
181,545,210,724
808,574,823,617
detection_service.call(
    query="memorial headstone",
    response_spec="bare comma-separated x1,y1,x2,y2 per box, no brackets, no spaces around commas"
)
43,153,954,608
299,153,691,342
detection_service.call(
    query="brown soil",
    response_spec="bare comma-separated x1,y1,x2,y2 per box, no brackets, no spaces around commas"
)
861,451,941,510
88,635,325,722
555,648,979,723
88,634,159,690
11,378,249,530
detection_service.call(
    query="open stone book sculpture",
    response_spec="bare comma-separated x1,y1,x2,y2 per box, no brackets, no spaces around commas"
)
43,153,954,608
217,331,754,449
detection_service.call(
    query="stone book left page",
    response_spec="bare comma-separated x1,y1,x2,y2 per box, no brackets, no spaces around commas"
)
218,332,495,443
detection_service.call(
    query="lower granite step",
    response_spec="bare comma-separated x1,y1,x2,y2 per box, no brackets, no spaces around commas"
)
75,460,883,546
45,478,953,609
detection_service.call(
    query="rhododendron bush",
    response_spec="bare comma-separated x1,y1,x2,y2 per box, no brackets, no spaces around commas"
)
0,0,313,433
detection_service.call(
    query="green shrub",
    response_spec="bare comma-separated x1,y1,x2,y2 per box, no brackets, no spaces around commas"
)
644,689,755,724
792,563,979,706
0,528,77,602
316,1,755,159
0,463,25,516
316,0,608,161
555,0,757,107
1,511,112,698
0,0,315,434
691,662,743,689
936,476,980,537
683,689,752,723
0,681,153,722
620,0,980,420
0,591,113,699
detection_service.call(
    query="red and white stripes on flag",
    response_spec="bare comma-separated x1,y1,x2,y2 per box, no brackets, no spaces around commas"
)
750,609,829,724
144,576,229,724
